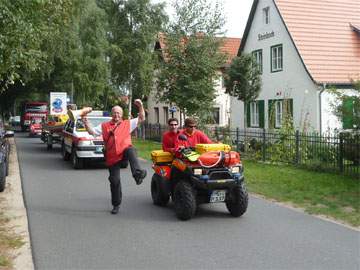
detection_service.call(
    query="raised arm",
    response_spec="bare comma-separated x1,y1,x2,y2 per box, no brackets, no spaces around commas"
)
134,99,145,123
82,116,102,136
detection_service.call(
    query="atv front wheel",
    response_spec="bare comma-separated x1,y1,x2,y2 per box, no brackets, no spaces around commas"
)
173,181,196,220
151,174,170,206
226,182,248,217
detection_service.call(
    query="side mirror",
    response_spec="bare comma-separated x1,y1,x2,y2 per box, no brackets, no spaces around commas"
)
178,134,188,141
5,130,14,138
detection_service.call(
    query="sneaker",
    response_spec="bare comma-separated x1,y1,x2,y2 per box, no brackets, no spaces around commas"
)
111,205,119,214
134,169,147,185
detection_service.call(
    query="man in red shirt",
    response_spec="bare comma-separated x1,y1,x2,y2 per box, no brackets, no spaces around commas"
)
162,118,179,153
175,118,212,149
83,99,146,214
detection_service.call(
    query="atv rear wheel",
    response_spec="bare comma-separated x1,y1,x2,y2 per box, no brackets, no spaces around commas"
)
151,174,170,206
226,182,248,217
173,181,196,220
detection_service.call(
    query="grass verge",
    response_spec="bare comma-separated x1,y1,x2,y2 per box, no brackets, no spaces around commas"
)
0,209,25,268
133,138,360,227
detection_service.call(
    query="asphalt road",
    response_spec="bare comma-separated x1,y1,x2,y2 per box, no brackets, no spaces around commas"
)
16,133,360,270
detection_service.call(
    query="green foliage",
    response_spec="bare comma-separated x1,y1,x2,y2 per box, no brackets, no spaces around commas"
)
224,54,261,102
155,0,226,123
0,0,73,92
103,0,166,100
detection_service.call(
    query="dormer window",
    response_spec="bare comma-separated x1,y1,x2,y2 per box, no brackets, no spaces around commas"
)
263,7,270,24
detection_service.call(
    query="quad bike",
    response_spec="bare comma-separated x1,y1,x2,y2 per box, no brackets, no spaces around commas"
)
150,140,248,221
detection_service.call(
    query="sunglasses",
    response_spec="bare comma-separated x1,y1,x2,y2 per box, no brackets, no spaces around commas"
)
169,123,178,126
187,125,196,128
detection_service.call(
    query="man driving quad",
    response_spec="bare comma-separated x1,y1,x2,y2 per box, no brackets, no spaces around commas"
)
175,118,212,150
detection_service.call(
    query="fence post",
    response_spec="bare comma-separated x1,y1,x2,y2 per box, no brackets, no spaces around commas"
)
236,127,240,152
295,130,300,164
215,126,219,141
262,128,266,162
339,133,344,173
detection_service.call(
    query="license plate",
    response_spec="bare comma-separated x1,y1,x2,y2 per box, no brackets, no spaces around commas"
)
210,190,226,203
95,146,103,154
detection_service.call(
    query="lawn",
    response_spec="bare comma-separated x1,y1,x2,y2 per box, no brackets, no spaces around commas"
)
133,138,360,227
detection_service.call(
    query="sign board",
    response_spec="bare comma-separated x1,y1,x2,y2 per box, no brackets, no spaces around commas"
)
169,106,177,113
50,92,67,115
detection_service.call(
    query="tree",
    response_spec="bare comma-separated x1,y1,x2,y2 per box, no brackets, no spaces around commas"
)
0,0,73,92
330,80,360,130
100,0,166,114
224,54,261,103
155,0,226,123
224,54,262,129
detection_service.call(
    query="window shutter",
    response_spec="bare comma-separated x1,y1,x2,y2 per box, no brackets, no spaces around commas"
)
246,102,251,127
342,97,354,129
289,99,293,116
259,100,265,128
268,100,275,128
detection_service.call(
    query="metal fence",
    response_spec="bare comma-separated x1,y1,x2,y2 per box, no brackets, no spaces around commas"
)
137,124,360,178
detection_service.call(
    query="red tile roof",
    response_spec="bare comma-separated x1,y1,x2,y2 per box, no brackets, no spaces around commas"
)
275,0,360,84
156,33,241,65
220,38,241,64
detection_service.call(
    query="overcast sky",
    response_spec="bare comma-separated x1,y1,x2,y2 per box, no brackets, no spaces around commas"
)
151,0,254,38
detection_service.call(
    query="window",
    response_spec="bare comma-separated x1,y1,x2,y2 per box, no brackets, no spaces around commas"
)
268,99,293,129
271,44,283,72
252,49,263,74
246,101,264,128
275,101,283,128
212,107,220,124
250,102,259,127
163,106,169,124
263,7,270,24
154,107,159,123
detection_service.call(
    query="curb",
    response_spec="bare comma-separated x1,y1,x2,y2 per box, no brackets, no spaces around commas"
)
1,138,34,269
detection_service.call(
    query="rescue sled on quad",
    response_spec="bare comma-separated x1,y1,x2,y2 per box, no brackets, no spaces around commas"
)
150,139,248,220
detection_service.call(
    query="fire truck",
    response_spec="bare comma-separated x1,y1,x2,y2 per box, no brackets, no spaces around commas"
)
20,101,48,131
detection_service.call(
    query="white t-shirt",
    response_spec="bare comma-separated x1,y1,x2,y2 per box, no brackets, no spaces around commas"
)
92,118,139,137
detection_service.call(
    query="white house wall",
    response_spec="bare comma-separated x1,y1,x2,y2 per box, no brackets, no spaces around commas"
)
231,0,320,131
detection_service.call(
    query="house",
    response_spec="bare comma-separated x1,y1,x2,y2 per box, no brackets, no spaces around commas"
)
147,35,241,127
230,0,360,133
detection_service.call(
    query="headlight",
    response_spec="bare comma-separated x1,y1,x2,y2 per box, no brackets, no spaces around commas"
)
78,140,94,146
231,166,240,173
193,168,202,175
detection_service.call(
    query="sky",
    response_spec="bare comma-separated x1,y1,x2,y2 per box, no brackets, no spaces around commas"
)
151,0,254,38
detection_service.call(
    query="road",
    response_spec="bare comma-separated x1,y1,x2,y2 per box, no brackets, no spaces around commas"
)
16,133,359,270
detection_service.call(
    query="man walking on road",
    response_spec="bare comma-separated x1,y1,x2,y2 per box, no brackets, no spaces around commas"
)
83,99,147,214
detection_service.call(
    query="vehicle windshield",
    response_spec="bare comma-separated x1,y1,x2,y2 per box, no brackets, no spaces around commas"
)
76,117,110,131
25,104,48,112
31,118,42,124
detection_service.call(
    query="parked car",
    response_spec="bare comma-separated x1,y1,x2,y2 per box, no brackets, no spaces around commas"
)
9,116,21,127
61,111,111,169
29,117,43,137
0,119,14,192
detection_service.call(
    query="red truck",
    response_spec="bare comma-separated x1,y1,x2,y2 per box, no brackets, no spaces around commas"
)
20,101,48,131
